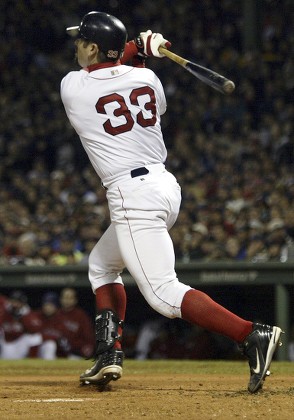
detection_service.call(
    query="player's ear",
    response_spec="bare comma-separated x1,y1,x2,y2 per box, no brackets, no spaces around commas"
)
90,43,99,54
88,42,99,61
87,43,99,62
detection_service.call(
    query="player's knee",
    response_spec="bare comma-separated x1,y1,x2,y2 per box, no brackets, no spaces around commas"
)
88,256,124,291
88,247,101,268
88,251,108,282
142,281,190,319
146,296,178,318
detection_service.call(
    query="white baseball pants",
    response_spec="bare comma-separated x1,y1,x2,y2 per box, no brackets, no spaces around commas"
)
89,164,191,318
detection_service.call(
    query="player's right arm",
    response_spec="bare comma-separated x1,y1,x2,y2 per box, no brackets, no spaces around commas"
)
121,31,171,67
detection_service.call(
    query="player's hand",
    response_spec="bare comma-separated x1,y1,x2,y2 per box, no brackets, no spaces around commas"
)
135,30,171,58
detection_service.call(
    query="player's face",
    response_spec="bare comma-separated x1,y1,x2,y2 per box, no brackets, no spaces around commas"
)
75,39,98,67
42,302,58,317
75,39,89,67
60,289,77,310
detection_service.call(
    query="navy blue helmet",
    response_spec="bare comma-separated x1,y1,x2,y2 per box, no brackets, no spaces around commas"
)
66,11,127,61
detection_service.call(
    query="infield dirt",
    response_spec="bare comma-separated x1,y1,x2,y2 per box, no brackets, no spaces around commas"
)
0,360,293,419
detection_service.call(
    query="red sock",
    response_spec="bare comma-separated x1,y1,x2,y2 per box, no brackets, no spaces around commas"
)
181,289,253,343
95,284,127,350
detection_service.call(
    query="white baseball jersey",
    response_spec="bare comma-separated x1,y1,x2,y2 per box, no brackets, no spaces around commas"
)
61,63,167,185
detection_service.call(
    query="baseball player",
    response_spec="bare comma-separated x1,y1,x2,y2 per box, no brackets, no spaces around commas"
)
0,290,42,359
61,11,282,393
35,291,69,359
59,288,95,359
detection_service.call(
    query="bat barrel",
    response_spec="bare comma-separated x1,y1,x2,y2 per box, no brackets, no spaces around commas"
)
159,46,235,94
186,62,235,94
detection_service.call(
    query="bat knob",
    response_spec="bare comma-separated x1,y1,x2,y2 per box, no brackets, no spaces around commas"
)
224,80,235,94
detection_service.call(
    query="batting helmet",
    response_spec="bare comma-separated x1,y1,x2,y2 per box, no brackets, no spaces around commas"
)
66,11,127,61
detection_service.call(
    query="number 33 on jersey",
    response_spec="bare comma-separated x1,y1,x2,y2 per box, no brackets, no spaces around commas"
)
61,63,168,181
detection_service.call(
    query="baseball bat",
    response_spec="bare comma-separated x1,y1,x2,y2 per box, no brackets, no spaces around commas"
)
158,46,235,94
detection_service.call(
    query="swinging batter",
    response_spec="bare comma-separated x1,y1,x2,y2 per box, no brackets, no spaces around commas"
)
61,11,282,394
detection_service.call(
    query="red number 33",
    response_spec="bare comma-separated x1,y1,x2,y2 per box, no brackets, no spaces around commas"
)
95,86,156,136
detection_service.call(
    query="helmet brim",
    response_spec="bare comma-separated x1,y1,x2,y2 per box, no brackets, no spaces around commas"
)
66,26,80,37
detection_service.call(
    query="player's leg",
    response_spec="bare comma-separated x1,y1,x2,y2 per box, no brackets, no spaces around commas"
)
112,171,251,333
115,213,253,338
88,223,126,352
80,223,126,386
117,215,282,392
112,170,282,392
112,170,190,318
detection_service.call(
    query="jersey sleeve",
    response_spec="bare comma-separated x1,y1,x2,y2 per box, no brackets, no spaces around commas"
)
121,41,145,68
121,41,138,64
154,74,167,116
60,69,88,107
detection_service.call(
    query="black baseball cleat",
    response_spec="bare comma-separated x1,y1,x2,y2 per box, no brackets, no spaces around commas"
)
80,349,124,386
240,323,283,393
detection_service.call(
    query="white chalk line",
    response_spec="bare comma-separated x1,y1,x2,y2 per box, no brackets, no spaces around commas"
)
14,398,97,403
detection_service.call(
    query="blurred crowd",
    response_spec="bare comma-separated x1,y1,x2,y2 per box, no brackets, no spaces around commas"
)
0,0,293,266
0,288,95,359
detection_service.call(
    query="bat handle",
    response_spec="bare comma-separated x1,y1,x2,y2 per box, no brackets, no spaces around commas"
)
158,46,188,67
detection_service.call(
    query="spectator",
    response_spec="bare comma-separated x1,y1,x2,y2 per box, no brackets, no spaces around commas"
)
225,237,246,261
36,291,69,360
16,232,47,266
186,223,209,261
59,288,95,359
246,236,268,262
0,290,42,359
200,238,227,261
49,235,84,265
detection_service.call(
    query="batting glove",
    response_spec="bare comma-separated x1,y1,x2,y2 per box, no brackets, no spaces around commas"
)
135,30,171,58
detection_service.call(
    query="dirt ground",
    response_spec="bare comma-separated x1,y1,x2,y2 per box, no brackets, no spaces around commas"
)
1,368,293,420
